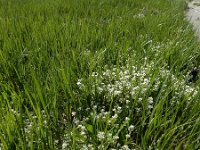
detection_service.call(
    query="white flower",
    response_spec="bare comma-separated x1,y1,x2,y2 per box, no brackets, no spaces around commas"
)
125,117,130,121
114,90,121,96
128,125,135,132
117,106,122,111
148,105,153,109
72,111,76,116
77,79,82,86
130,90,135,97
92,72,98,77
143,78,149,84
112,114,118,119
81,131,86,135
80,145,88,150
137,13,145,18
113,135,119,140
108,87,114,93
148,97,153,104
121,145,130,150
97,87,103,93
97,132,105,141
138,98,142,103
88,144,94,149
62,142,68,150
125,134,130,139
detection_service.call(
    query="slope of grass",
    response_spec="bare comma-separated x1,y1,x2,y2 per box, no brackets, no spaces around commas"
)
0,0,200,149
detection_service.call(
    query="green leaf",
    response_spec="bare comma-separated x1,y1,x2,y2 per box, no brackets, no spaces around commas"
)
86,124,94,134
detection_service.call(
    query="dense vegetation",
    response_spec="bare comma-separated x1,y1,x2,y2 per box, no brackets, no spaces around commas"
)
0,0,200,149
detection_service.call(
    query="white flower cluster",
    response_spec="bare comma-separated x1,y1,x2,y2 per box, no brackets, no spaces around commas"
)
77,63,198,112
74,63,199,148
64,108,136,150
133,13,145,19
91,65,151,103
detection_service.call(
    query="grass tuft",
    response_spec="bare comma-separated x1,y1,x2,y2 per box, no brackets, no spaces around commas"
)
0,0,200,149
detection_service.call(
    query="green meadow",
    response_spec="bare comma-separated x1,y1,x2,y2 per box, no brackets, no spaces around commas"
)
0,0,200,149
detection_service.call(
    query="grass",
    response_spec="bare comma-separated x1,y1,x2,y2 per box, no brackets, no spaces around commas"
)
0,0,200,149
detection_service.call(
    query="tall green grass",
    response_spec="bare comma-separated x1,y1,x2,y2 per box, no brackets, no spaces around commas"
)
0,0,200,149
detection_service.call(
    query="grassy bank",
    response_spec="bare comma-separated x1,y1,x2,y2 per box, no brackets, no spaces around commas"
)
0,0,200,149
